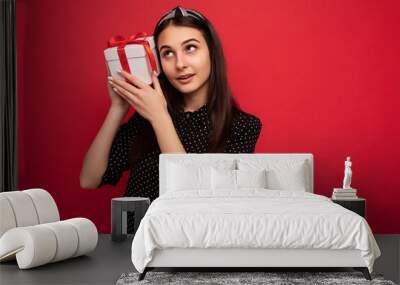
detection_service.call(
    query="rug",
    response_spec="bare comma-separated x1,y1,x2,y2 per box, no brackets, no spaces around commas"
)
116,271,396,285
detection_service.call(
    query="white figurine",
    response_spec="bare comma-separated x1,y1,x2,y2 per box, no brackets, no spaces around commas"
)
343,156,352,189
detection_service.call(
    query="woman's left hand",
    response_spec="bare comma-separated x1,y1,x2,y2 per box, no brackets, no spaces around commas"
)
108,70,168,124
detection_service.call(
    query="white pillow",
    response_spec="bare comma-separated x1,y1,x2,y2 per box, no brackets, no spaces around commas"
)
167,162,211,191
211,168,268,190
166,158,236,170
237,159,309,191
236,169,267,188
211,168,237,190
266,167,307,191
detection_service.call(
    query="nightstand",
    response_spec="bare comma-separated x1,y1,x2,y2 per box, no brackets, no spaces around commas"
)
331,197,366,218
111,197,150,242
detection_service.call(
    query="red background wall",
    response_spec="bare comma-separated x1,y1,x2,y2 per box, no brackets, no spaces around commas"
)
16,0,400,233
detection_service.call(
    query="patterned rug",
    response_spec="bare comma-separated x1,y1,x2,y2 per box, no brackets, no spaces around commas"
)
116,271,396,285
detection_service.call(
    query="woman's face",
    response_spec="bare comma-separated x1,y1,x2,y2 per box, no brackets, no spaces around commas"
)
157,25,211,95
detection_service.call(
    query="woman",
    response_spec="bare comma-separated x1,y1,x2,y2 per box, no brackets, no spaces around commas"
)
80,6,262,233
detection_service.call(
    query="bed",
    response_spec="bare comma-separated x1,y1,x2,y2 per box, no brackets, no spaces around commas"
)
130,153,381,281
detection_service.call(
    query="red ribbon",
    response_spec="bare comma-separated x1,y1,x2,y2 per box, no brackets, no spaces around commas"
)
107,32,158,74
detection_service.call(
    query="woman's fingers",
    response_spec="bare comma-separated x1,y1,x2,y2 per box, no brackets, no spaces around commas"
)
109,75,142,96
119,70,147,89
111,85,127,100
152,71,162,94
109,81,140,107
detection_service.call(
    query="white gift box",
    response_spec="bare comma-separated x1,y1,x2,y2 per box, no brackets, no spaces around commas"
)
104,36,161,85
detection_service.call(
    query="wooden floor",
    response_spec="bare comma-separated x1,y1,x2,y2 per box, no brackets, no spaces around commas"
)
0,234,398,285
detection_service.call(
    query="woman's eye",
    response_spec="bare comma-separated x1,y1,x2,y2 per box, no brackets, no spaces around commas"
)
161,45,197,58
162,51,172,58
186,44,197,52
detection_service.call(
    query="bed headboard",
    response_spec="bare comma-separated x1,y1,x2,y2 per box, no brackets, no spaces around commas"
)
159,153,314,195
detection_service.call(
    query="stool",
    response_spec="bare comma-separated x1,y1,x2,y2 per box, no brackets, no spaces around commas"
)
111,197,150,242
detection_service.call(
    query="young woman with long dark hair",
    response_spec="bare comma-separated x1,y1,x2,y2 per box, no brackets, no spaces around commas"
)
80,6,262,233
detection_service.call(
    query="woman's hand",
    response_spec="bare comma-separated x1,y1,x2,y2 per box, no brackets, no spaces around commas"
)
108,70,168,124
107,80,130,113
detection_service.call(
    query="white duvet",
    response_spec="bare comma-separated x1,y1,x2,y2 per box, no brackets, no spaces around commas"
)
131,189,381,273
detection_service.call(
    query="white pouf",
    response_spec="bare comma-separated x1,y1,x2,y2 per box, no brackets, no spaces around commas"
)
0,189,98,269
0,188,60,237
0,191,40,227
0,195,17,237
0,218,98,269
23,188,60,223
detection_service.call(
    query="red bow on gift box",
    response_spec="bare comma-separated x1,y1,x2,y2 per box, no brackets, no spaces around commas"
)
107,32,158,74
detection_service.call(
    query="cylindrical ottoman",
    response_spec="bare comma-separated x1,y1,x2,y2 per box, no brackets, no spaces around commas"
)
111,197,150,242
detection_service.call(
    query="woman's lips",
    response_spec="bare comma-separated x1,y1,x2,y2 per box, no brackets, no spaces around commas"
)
177,74,195,84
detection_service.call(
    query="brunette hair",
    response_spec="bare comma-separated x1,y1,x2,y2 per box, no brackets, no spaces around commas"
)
128,7,242,168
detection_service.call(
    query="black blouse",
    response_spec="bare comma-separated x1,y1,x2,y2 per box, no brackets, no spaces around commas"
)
98,104,262,202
